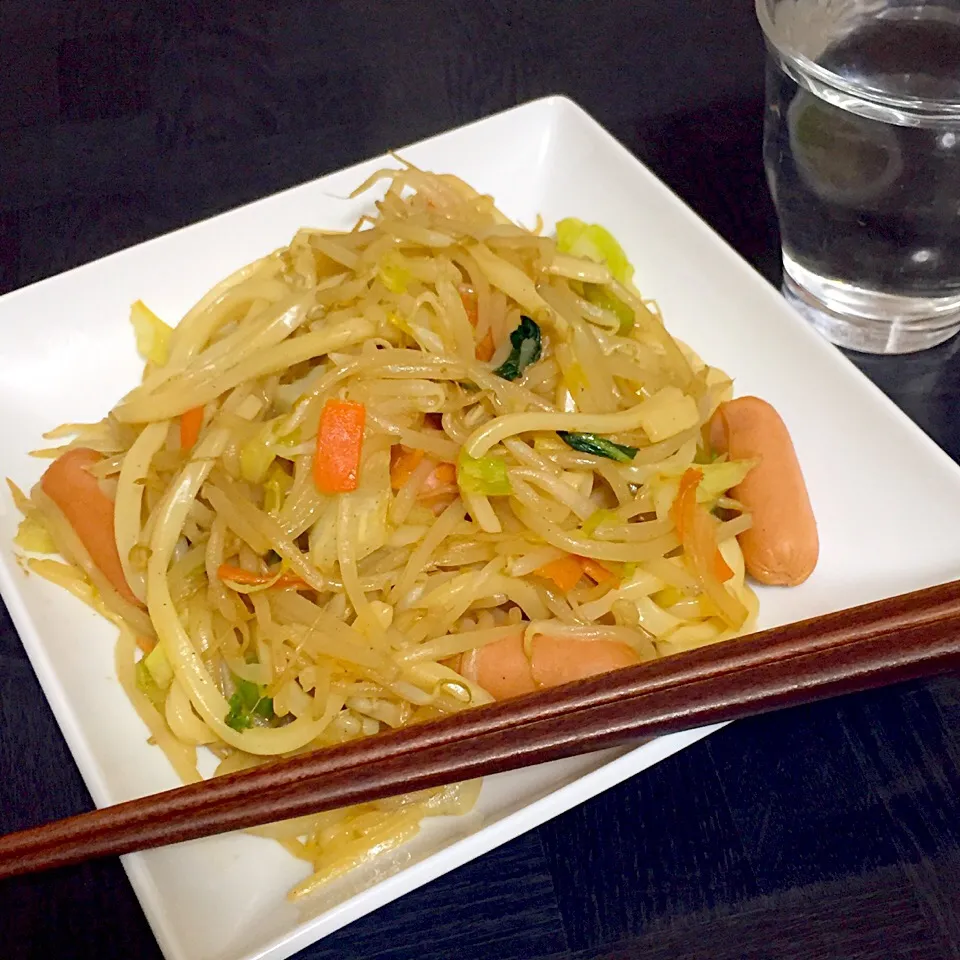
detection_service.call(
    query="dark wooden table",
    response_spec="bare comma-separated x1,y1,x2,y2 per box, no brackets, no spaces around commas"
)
3,3,960,958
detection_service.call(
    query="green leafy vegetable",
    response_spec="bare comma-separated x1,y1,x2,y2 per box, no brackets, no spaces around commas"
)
493,315,541,381
555,219,634,285
458,451,512,496
225,676,275,731
557,432,638,463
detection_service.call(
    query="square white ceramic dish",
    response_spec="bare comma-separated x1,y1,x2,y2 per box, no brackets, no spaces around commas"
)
3,95,960,960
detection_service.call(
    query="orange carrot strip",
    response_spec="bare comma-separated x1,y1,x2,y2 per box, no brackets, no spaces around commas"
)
535,555,584,592
313,399,366,494
712,542,734,583
180,405,205,450
391,446,457,497
459,286,479,326
216,564,307,589
672,467,700,542
672,468,734,583
578,556,617,585
460,286,496,360
135,635,157,654
390,446,425,491
40,448,141,606
475,330,496,362
426,462,457,489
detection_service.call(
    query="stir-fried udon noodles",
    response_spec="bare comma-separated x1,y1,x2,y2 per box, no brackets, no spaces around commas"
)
11,163,761,898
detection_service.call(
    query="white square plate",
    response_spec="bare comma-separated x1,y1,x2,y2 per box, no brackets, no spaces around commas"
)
2,96,960,960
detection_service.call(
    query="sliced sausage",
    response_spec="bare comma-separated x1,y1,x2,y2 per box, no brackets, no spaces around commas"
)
463,629,642,701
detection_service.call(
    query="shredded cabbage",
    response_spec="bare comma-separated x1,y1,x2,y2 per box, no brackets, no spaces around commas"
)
240,427,279,484
144,641,174,689
555,218,633,286
652,459,757,520
14,516,56,553
135,659,168,712
458,451,512,496
636,386,701,442
378,252,413,294
555,220,640,332
584,285,635,334
264,462,292,515
582,508,619,537
130,300,172,366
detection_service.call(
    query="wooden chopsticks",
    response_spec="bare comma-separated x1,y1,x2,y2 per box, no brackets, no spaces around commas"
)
3,578,960,880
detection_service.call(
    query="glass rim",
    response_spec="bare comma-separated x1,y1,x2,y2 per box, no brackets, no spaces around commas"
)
754,0,960,120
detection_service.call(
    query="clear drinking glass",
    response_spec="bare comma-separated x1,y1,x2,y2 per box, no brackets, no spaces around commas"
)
757,0,960,353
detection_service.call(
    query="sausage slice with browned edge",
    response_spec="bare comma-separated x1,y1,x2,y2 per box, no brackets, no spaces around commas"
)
709,396,818,586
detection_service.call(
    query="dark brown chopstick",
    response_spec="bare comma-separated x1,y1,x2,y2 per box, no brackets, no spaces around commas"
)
3,578,960,880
